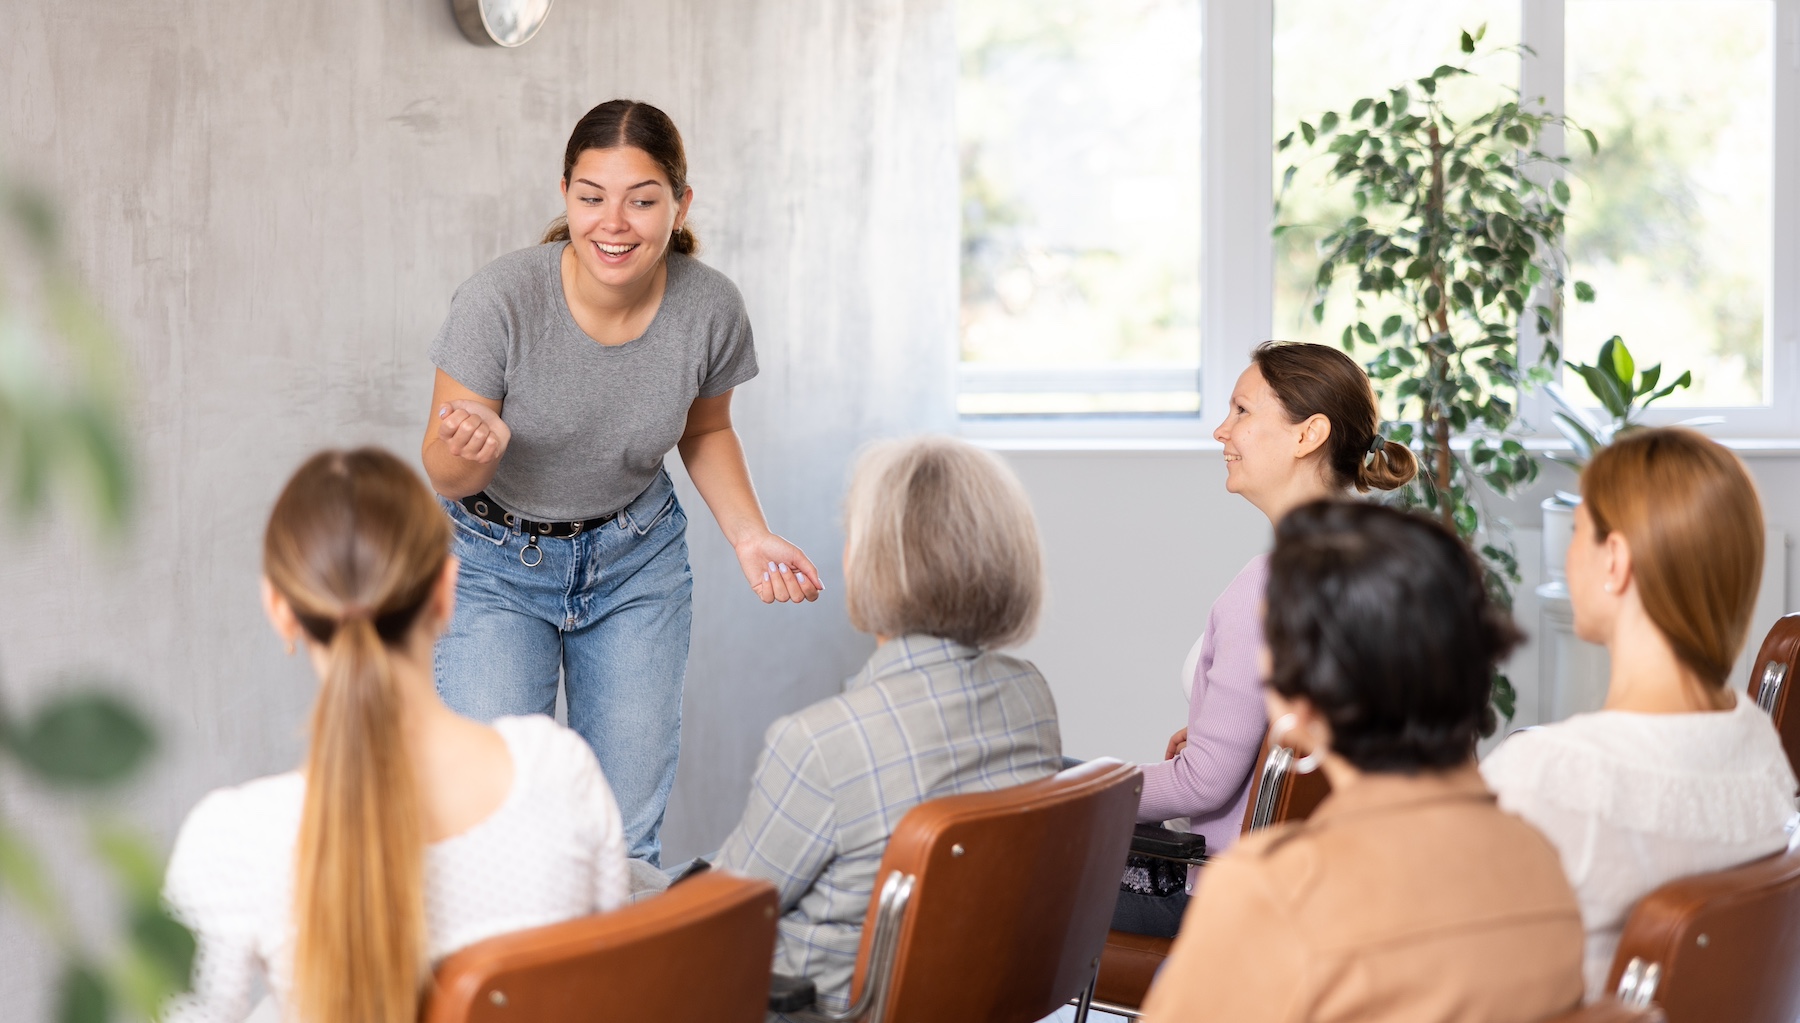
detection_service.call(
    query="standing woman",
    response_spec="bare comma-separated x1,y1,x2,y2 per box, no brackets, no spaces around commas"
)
423,100,819,866
1115,341,1416,938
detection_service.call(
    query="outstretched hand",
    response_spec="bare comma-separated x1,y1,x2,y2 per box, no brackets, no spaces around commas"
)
734,533,822,604
438,400,511,464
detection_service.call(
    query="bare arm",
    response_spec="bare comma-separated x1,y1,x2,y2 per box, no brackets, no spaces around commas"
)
421,369,510,499
677,391,820,604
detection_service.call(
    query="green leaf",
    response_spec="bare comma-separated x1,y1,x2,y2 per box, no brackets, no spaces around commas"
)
1452,281,1474,309
91,822,166,903
130,904,197,997
1573,364,1631,420
1424,284,1442,312
1373,100,1389,126
1636,363,1662,397
1277,131,1295,152
1350,97,1372,120
1319,110,1339,135
1573,280,1595,302
0,821,61,926
1606,336,1635,388
5,691,154,787
1460,29,1476,53
1380,314,1403,338
1356,322,1377,345
1582,127,1599,154
1454,502,1478,537
57,963,111,1023
1491,673,1517,724
1504,124,1530,146
1300,121,1316,145
1647,370,1693,402
1553,178,1571,204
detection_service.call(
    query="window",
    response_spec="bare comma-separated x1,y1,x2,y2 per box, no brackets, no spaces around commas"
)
1562,0,1775,407
959,0,1799,436
957,0,1203,417
1272,2,1521,355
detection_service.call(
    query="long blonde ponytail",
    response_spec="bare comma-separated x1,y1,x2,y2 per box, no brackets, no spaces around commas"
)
263,449,450,1023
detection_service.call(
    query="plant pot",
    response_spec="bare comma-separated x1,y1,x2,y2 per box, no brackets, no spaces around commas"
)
1541,496,1578,593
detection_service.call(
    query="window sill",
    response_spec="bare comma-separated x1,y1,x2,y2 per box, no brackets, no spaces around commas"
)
968,429,1800,457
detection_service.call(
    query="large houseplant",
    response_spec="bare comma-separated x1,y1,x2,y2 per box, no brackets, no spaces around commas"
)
1,169,193,1020
1276,27,1595,720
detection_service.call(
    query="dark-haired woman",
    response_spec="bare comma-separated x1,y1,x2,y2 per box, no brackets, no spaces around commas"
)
423,100,818,866
1141,502,1583,1023
1114,341,1416,937
164,449,627,1023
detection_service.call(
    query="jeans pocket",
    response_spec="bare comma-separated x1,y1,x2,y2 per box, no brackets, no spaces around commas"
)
440,496,507,546
623,492,678,536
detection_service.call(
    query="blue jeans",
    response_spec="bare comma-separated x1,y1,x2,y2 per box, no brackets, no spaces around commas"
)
434,469,693,866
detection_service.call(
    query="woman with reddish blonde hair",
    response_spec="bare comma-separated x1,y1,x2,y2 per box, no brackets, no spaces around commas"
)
1483,428,1798,1001
163,449,627,1023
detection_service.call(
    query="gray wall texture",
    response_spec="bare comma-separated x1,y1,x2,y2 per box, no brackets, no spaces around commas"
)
1,0,956,1006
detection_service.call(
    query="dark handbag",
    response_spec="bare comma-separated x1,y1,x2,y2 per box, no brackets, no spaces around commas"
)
1119,824,1205,897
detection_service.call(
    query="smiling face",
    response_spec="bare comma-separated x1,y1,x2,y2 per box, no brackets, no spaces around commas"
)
1213,364,1325,513
560,145,693,290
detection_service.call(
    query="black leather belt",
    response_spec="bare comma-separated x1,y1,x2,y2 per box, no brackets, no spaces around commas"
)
459,492,609,540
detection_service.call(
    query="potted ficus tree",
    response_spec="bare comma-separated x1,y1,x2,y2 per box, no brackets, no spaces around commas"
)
1539,334,1713,589
1275,26,1596,721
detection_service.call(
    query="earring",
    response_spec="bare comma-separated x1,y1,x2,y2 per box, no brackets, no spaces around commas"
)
1270,712,1325,775
1603,582,1616,594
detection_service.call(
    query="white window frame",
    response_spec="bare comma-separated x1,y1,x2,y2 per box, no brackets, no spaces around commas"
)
961,0,1800,442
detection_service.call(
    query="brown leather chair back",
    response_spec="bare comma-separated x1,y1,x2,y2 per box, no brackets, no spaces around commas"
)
1604,848,1800,1023
1239,727,1332,833
846,758,1141,1023
422,871,779,1023
1745,613,1800,775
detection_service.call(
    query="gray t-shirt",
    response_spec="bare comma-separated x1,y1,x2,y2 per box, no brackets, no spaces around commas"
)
430,244,758,521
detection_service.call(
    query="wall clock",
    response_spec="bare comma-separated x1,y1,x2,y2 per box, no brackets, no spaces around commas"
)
453,0,553,47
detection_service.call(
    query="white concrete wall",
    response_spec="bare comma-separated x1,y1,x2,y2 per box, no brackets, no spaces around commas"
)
1,0,954,1007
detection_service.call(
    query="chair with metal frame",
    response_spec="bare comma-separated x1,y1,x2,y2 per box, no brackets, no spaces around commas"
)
767,757,1141,1023
1588,845,1800,1023
422,871,779,1023
1086,726,1331,1019
1745,612,1800,773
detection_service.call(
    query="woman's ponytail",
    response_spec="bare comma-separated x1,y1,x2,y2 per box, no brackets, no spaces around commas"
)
263,449,450,1023
291,615,426,1023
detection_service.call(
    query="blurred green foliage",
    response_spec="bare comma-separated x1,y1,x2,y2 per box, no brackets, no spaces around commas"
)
0,167,193,1020
1276,27,1596,724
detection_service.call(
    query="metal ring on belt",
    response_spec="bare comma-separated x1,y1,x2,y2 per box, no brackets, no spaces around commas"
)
459,492,607,540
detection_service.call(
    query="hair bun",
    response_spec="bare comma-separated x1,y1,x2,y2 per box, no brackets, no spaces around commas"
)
1358,439,1418,492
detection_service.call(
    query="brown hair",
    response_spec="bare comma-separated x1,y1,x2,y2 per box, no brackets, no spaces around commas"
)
1252,341,1417,492
1582,428,1763,687
844,436,1044,649
264,448,450,1023
541,99,697,255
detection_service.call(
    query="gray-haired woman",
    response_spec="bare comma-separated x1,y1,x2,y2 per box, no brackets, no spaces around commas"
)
713,435,1063,1015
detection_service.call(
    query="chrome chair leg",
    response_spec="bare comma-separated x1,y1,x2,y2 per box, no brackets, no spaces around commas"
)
1071,961,1098,1023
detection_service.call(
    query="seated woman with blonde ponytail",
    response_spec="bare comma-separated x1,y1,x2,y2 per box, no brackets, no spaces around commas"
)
163,449,628,1023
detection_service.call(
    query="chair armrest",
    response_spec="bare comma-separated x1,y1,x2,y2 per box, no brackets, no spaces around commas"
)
1130,824,1206,864
769,972,818,1013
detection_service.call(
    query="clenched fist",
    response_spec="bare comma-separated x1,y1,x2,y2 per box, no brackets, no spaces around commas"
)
437,400,511,464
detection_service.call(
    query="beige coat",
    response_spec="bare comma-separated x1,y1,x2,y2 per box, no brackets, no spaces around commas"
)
1142,766,1584,1023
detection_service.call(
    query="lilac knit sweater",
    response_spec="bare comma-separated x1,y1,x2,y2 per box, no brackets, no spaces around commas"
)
1137,554,1270,862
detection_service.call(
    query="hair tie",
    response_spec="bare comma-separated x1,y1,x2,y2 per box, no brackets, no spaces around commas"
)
1368,433,1386,456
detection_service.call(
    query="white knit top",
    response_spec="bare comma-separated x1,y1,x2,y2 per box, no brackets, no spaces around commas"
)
1481,691,1799,1001
162,715,629,1023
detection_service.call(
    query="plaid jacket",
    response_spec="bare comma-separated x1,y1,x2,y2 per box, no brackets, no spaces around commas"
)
714,634,1062,1013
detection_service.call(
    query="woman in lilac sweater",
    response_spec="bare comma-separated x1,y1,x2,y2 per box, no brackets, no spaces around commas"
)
1114,341,1417,937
